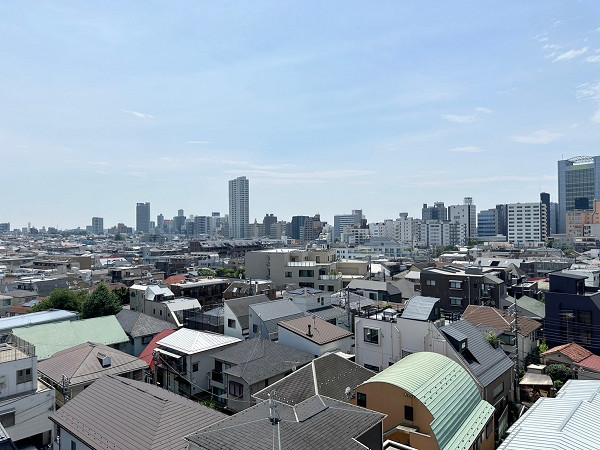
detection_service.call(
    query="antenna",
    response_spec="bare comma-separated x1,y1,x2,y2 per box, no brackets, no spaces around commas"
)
268,391,280,424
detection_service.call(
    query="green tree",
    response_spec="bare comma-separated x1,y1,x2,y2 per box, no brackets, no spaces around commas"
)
539,341,549,353
82,283,122,319
30,288,86,313
546,364,573,384
112,286,130,305
197,269,216,277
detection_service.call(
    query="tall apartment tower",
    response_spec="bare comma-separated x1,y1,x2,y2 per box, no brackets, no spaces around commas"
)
333,209,363,241
136,202,151,233
229,176,249,239
448,197,477,238
558,156,600,233
422,202,447,221
506,202,547,245
91,217,104,235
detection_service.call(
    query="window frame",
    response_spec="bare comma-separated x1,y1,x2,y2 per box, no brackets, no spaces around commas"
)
16,368,32,384
363,327,380,345
357,392,367,407
229,380,244,398
404,405,414,421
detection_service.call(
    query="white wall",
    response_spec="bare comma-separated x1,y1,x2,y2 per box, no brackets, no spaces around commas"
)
223,304,245,340
277,327,353,356
57,428,91,450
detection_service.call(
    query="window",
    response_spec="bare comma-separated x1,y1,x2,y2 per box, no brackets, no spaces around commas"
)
285,272,292,278
450,297,462,306
71,441,77,450
364,363,380,372
141,335,153,345
363,328,379,344
318,285,325,290
192,362,199,372
578,310,592,325
357,392,367,407
2,299,10,307
16,368,32,384
253,324,259,334
486,417,493,438
327,286,334,292
0,411,14,428
404,405,414,421
449,281,462,289
227,319,236,329
492,382,504,400
426,279,435,286
229,381,243,398
159,310,162,316
402,349,414,359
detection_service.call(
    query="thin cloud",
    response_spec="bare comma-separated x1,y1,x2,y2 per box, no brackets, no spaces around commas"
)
442,114,476,124
129,171,147,178
511,130,563,144
586,54,600,63
593,109,600,124
449,146,483,153
576,81,600,122
123,110,154,119
476,107,493,114
553,47,588,62
414,175,556,188
186,141,212,144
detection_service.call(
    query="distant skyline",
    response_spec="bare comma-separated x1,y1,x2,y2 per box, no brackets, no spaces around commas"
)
1,1,599,229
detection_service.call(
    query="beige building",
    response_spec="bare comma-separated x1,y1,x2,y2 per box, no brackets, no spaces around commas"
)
245,248,367,291
566,200,600,237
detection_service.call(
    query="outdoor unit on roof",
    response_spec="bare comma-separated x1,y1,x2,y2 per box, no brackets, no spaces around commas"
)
97,353,112,368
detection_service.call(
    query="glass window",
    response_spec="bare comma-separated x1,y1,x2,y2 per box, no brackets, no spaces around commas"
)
229,381,243,398
578,310,592,325
426,279,435,286
16,368,32,384
228,319,236,329
192,362,199,372
405,405,414,421
450,297,462,306
357,392,367,407
363,328,379,344
253,324,259,333
450,281,461,289
0,412,14,428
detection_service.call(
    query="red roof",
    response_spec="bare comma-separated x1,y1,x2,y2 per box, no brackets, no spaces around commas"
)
579,355,600,373
164,275,187,285
543,342,593,363
140,328,176,370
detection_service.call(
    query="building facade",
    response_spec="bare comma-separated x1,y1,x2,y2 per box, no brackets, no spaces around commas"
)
136,202,151,233
506,202,547,245
558,155,600,233
228,176,249,239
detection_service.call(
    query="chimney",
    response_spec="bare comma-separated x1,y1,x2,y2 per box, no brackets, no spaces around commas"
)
307,324,313,337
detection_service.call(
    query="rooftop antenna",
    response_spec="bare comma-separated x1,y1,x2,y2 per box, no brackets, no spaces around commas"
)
268,391,280,424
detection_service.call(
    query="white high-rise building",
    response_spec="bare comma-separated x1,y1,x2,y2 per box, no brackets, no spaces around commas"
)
507,202,547,245
228,176,249,239
448,197,477,238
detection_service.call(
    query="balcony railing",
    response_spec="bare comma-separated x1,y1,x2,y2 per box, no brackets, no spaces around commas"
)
211,370,223,384
318,274,341,280
286,261,316,267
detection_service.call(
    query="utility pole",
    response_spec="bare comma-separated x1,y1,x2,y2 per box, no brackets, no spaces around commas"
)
513,295,520,403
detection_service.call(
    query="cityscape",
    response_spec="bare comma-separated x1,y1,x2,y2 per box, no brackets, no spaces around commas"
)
2,2,600,450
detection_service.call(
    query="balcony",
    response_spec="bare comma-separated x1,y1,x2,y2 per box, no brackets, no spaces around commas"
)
286,261,316,267
318,274,341,280
211,370,223,384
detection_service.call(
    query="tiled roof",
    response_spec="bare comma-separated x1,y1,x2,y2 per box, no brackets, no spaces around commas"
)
12,315,129,360
157,328,240,355
211,339,313,386
363,352,494,450
185,395,384,450
116,309,176,338
278,316,352,345
543,342,593,363
139,328,176,370
38,342,148,386
503,295,546,319
461,305,541,337
224,294,270,330
439,320,515,388
579,355,600,373
50,375,226,450
254,353,375,406
164,275,187,285
401,296,439,321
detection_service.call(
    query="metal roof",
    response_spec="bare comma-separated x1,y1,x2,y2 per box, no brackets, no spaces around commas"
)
50,375,226,450
249,299,303,322
499,380,600,449
362,352,494,450
156,328,240,355
401,296,439,321
12,315,129,360
116,309,176,338
278,316,352,345
0,309,78,333
503,295,546,319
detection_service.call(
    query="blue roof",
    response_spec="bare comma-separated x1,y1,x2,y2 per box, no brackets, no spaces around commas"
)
0,309,78,332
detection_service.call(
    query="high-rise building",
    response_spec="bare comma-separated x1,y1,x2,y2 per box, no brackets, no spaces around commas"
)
448,197,477,238
263,214,277,238
558,156,600,233
540,192,551,237
157,214,164,232
91,217,104,235
228,176,249,239
136,202,150,233
506,202,547,245
333,209,363,241
422,202,447,221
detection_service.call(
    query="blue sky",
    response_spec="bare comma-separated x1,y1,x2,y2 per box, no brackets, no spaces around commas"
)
1,1,599,229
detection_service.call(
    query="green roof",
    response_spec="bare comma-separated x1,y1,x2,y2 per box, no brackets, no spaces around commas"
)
504,295,546,319
362,352,494,450
12,315,129,360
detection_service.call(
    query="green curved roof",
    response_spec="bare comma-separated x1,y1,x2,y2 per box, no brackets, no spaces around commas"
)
362,352,494,450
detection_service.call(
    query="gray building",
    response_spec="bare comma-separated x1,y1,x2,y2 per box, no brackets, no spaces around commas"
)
91,216,103,235
136,202,151,233
333,209,362,241
558,156,600,233
229,176,249,239
422,202,447,221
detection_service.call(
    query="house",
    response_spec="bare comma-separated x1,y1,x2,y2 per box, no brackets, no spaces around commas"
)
116,309,176,356
354,352,495,450
277,315,353,356
545,272,600,355
5,299,39,317
50,375,226,450
223,294,270,340
129,284,174,311
284,287,349,330
461,304,541,361
0,333,55,448
498,295,545,321
139,328,175,378
498,380,600,449
248,299,304,340
0,309,78,334
155,328,240,397
185,395,385,450
11,315,129,360
253,352,375,406
167,277,229,309
208,339,313,412
541,342,600,379
38,342,148,407
129,284,201,326
347,279,404,303
223,279,277,300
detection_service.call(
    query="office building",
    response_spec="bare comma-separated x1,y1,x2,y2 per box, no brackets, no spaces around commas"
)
263,214,277,238
91,217,104,235
136,202,151,233
506,202,547,245
422,202,447,221
333,209,363,241
157,214,164,232
229,176,249,239
558,156,600,233
448,197,477,238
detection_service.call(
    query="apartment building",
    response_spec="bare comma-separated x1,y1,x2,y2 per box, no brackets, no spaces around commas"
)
506,202,547,245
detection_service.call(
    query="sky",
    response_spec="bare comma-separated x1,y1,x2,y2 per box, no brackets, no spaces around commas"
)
1,1,599,230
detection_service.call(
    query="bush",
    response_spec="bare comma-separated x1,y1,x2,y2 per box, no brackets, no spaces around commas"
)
546,364,573,384
486,332,500,348
554,380,564,391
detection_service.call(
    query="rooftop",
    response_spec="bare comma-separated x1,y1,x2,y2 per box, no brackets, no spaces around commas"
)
278,316,352,345
156,328,240,355
116,309,176,338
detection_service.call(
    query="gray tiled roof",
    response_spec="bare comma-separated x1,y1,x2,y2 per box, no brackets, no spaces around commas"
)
439,320,514,388
254,353,375,406
224,294,270,330
278,316,352,345
212,339,314,386
38,342,149,386
249,299,303,322
116,309,176,338
50,375,226,450
185,395,384,450
401,296,439,321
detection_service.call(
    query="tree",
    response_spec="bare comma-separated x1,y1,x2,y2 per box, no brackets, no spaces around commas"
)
539,341,549,354
30,288,86,313
486,332,500,349
197,269,216,277
546,364,573,384
82,283,122,319
112,286,130,305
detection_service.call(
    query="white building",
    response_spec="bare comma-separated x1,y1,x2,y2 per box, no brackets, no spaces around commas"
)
507,202,547,245
91,217,103,235
448,197,477,238
228,176,249,239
